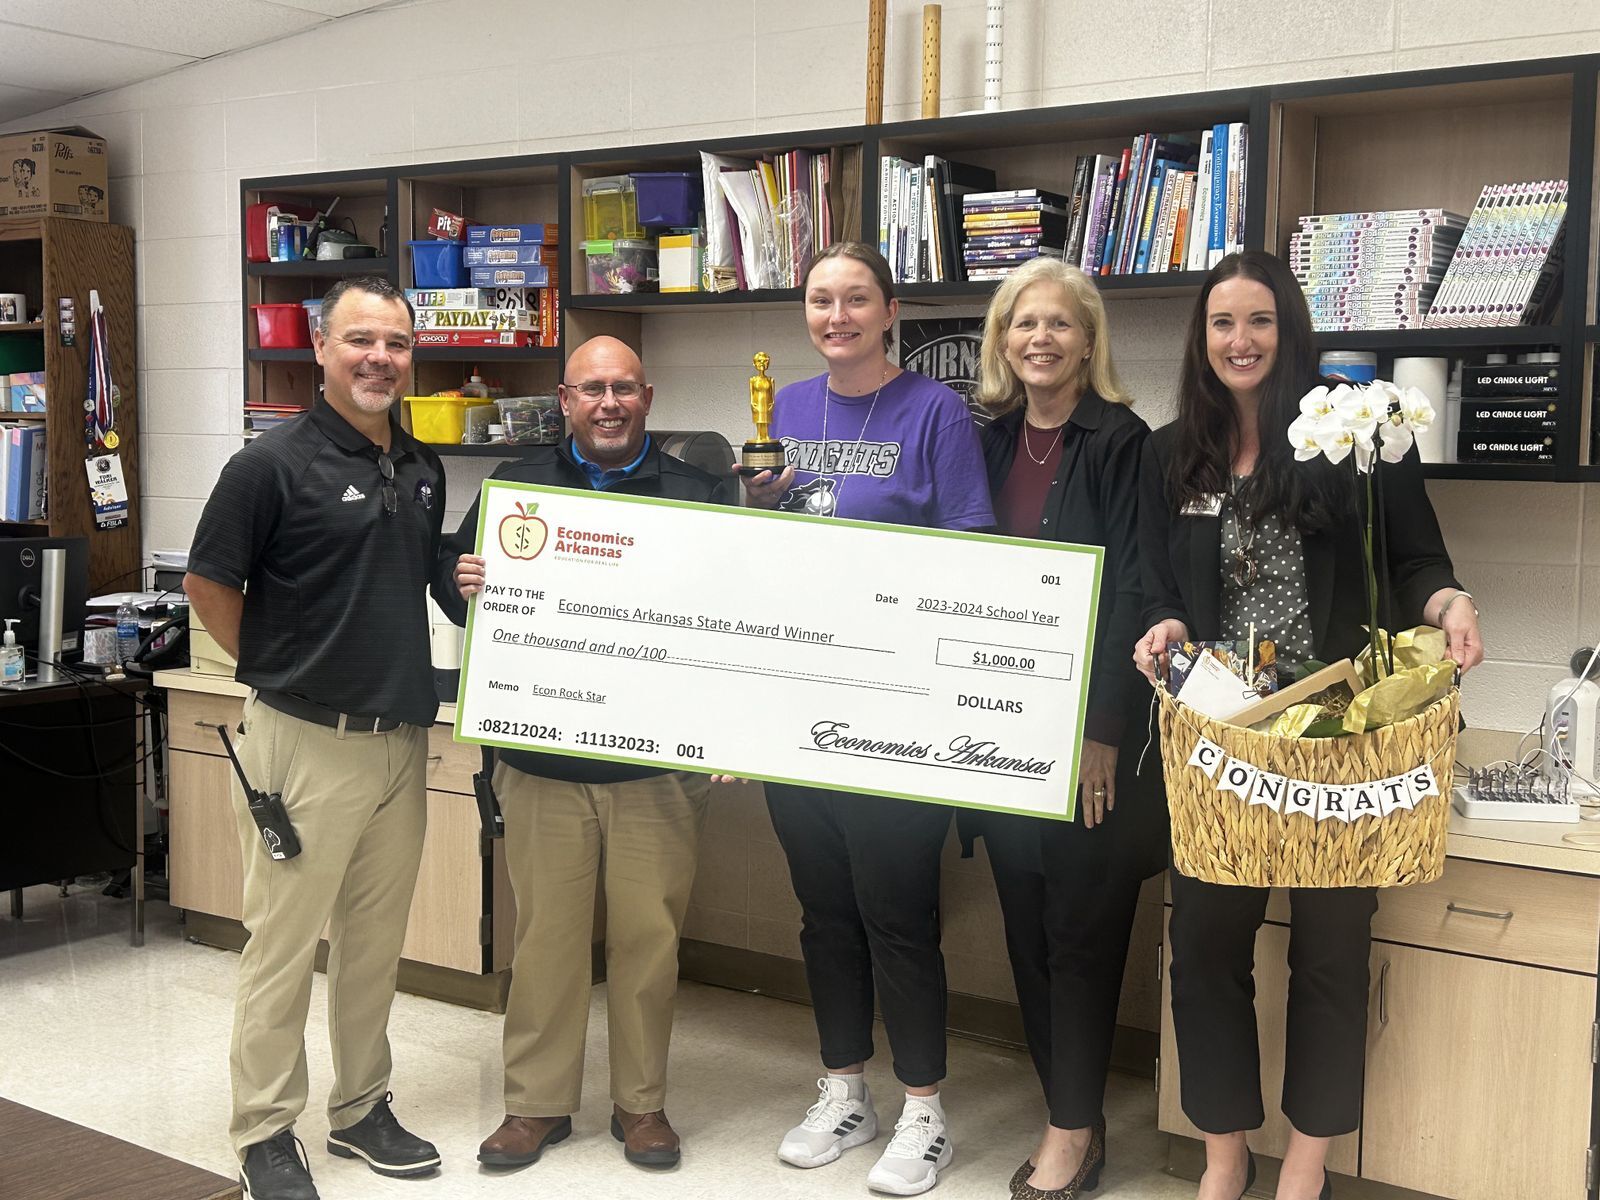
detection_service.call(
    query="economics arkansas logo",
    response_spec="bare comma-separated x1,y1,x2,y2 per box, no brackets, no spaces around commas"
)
499,502,548,559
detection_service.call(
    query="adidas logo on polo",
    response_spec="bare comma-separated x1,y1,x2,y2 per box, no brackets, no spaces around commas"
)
342,485,366,502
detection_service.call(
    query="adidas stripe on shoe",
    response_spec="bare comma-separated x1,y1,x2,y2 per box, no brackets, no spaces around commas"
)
777,1076,879,1168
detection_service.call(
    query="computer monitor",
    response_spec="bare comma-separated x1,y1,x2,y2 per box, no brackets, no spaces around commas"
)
0,536,89,662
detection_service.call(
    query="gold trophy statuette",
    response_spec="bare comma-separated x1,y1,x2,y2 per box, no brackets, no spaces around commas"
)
740,351,786,477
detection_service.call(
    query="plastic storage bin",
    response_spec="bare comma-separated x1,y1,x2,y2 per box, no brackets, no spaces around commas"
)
408,239,468,288
406,396,483,444
497,395,563,445
631,171,702,228
583,175,643,240
301,298,323,341
252,303,313,349
583,239,657,294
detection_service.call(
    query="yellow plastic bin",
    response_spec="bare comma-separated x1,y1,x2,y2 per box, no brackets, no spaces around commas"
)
406,395,480,444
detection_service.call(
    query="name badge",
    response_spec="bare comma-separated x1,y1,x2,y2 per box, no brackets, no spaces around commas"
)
1180,493,1224,517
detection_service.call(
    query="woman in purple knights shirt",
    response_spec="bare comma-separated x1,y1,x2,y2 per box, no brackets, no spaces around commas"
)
739,241,992,1196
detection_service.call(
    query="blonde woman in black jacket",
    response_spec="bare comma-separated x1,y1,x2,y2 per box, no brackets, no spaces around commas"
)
962,257,1163,1200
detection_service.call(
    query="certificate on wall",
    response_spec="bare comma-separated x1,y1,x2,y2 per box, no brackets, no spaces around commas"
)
454,480,1102,820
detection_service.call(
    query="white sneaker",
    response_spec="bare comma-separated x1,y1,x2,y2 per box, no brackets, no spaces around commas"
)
865,1097,952,1195
776,1076,879,1168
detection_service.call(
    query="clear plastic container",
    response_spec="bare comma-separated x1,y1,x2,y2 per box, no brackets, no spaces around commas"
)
583,175,643,240
583,239,658,295
497,395,563,446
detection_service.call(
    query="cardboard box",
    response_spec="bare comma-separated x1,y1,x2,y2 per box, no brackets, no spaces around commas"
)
467,223,557,245
414,329,538,348
188,608,238,678
407,288,485,309
463,244,552,267
412,307,523,332
1458,400,1558,432
1461,365,1559,397
470,265,550,288
0,127,109,222
1457,432,1556,463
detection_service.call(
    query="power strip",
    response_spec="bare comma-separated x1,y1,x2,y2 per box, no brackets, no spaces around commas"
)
1452,784,1582,823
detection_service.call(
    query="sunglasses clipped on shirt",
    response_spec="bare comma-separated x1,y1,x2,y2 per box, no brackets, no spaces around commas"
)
377,452,397,517
565,380,643,400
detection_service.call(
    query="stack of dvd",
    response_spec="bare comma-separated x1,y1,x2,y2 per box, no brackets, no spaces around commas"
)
1290,209,1465,331
962,190,1067,282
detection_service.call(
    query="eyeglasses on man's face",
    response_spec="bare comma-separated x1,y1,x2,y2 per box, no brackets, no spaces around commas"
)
564,380,643,400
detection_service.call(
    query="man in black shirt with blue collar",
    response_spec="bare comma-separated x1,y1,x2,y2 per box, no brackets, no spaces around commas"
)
435,335,731,1174
186,276,444,1200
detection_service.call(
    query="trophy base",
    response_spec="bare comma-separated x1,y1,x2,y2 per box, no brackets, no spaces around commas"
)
738,440,787,478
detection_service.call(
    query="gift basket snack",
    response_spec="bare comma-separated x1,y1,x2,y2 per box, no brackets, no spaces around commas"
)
1158,376,1465,889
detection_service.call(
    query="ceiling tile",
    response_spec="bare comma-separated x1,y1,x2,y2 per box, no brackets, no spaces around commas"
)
265,0,398,15
0,23,195,94
0,0,326,59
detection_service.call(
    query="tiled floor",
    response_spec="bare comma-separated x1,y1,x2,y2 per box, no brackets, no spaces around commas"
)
0,884,1200,1199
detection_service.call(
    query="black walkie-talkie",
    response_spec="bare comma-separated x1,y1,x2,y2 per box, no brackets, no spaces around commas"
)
216,724,302,861
474,746,504,840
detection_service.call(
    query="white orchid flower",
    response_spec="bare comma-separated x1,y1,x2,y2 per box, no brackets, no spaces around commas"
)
1396,385,1435,432
1335,386,1381,446
1378,418,1415,463
1298,384,1336,419
1311,408,1371,469
1287,410,1324,461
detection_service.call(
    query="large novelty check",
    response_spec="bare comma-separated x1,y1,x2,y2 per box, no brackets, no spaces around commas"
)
455,480,1102,819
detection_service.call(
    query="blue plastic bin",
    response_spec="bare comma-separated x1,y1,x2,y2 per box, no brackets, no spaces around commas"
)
408,239,467,288
630,172,702,228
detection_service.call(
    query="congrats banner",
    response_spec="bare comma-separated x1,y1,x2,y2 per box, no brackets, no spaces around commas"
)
455,481,1103,819
1184,734,1441,820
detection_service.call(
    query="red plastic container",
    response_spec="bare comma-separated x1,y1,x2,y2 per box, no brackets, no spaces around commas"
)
245,201,317,262
252,303,314,349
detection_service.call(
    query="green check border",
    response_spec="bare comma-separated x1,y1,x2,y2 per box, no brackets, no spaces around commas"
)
456,478,1103,822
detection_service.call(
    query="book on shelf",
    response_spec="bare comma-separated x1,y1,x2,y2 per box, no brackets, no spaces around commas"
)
1292,207,1466,332
876,123,1245,286
879,156,997,283
1422,179,1567,329
0,423,46,521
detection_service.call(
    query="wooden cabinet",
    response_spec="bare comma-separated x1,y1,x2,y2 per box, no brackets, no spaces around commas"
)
1362,944,1593,1200
167,749,243,922
0,218,139,584
1157,856,1600,1199
164,682,512,1002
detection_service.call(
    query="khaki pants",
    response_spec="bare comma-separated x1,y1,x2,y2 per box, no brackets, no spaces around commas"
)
227,695,428,1158
496,764,710,1116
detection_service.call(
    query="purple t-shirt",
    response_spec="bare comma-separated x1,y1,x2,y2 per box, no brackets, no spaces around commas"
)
770,371,994,530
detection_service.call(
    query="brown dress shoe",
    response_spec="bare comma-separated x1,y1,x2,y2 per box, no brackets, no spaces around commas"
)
610,1105,680,1168
476,1114,572,1166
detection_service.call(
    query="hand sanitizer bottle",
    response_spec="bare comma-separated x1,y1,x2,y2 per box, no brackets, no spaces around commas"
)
1,619,23,684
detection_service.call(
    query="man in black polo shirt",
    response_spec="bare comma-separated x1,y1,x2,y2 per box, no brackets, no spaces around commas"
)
434,335,732,1173
186,276,444,1200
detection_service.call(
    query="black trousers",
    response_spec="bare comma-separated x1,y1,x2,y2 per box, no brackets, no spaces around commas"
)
981,811,1146,1130
1167,870,1379,1137
766,784,952,1088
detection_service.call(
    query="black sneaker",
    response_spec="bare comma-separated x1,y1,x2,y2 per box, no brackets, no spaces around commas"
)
240,1130,319,1200
326,1092,440,1178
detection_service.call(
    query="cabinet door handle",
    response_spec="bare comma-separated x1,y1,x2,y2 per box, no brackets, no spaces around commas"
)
427,754,443,764
193,720,212,728
1378,960,1389,1027
1446,901,1513,921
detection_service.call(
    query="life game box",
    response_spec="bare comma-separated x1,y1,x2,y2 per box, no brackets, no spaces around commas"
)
0,127,108,221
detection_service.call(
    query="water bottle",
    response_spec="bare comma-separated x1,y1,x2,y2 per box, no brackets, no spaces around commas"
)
116,599,140,665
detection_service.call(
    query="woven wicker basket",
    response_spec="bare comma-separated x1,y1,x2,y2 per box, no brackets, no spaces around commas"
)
1157,685,1459,888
